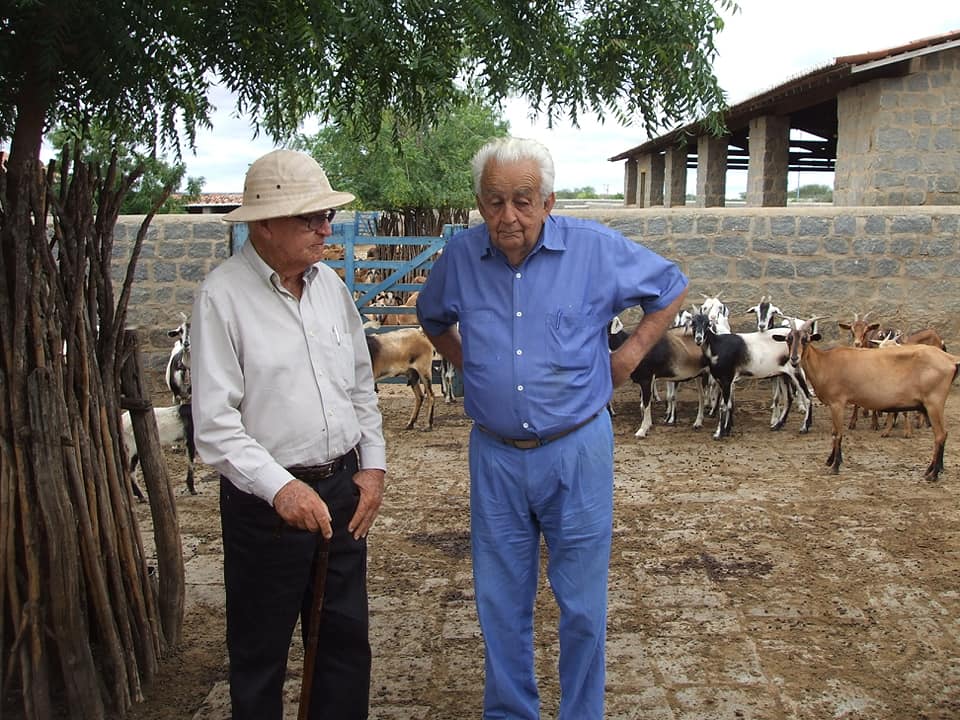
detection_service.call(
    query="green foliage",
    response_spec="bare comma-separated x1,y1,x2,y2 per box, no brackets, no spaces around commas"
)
296,100,507,211
2,1,735,168
795,183,833,201
556,187,598,199
48,122,206,214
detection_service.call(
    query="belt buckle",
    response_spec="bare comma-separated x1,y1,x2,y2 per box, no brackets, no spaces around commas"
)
317,458,339,479
511,438,542,450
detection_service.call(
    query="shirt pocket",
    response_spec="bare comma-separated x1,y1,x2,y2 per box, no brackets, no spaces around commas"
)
336,327,357,389
545,311,599,373
460,309,500,373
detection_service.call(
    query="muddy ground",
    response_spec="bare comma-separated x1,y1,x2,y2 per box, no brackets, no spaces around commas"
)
129,379,960,720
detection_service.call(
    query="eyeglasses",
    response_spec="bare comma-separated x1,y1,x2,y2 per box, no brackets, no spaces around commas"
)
296,209,336,230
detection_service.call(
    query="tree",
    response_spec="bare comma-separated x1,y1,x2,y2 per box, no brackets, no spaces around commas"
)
48,123,206,214
297,98,507,234
0,2,737,718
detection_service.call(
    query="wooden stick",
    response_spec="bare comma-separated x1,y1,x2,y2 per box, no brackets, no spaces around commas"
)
298,536,331,720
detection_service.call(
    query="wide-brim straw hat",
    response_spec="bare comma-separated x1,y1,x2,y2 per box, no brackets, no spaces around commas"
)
222,149,355,223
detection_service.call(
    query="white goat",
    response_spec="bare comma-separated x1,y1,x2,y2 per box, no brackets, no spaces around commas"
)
121,403,196,500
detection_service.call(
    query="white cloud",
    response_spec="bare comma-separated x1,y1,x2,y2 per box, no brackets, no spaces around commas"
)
73,1,960,196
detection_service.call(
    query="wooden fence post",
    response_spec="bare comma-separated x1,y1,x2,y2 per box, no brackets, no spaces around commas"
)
120,328,185,647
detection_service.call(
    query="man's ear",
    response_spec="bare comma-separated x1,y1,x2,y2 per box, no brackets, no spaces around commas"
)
544,192,556,214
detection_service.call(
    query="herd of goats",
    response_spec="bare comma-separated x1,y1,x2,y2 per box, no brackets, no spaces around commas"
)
359,291,960,484
121,291,960,504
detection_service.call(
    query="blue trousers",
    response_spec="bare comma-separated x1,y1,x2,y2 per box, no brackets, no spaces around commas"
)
469,412,614,720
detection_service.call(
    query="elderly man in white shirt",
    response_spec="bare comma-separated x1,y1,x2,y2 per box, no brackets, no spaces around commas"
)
191,149,386,720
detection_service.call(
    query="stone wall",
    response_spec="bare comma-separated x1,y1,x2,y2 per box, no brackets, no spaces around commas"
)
118,205,960,389
835,46,960,206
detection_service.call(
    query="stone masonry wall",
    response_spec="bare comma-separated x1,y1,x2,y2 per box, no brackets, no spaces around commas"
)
834,46,960,206
118,206,960,392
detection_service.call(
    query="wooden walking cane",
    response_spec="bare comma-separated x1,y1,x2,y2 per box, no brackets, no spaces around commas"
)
298,534,331,720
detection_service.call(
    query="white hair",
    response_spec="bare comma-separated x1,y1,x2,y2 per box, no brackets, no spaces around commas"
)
471,137,555,201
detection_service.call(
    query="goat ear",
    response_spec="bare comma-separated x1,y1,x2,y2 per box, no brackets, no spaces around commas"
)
810,332,822,342
838,322,851,330
746,305,758,313
867,322,880,331
770,332,788,343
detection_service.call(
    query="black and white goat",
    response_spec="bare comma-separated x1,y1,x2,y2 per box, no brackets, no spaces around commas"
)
165,313,191,403
746,297,812,419
121,403,196,501
746,295,783,331
691,312,813,439
611,318,710,438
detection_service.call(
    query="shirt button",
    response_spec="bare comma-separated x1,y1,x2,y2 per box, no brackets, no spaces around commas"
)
516,349,522,355
522,422,530,429
516,311,522,317
517,385,524,391
515,272,522,279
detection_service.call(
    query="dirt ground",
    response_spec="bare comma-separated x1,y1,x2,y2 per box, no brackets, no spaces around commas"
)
129,379,960,720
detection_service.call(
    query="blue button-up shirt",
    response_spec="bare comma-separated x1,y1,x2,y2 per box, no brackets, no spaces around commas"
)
417,214,688,439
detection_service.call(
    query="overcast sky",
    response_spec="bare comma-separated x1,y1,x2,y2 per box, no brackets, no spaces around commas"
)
76,1,960,195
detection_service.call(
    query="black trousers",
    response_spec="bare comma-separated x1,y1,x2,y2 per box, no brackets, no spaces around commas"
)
220,451,370,720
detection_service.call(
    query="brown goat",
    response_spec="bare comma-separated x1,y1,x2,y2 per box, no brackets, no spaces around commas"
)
872,327,948,437
383,291,419,327
365,328,435,430
837,312,884,430
784,318,960,481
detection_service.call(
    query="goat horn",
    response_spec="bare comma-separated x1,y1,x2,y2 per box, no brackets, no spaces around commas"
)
862,311,872,322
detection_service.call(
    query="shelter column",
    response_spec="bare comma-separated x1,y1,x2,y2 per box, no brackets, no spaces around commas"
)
624,158,638,206
645,154,665,207
746,115,790,207
696,134,728,207
664,144,688,207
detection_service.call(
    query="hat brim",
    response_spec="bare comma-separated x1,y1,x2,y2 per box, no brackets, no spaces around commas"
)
221,190,356,223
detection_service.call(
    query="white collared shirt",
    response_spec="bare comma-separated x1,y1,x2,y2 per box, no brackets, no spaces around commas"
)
191,239,386,504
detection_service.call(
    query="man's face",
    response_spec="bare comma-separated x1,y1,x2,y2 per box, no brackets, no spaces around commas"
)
477,158,555,265
251,211,334,276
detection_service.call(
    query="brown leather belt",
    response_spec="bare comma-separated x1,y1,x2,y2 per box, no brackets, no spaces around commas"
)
287,448,356,482
477,412,601,450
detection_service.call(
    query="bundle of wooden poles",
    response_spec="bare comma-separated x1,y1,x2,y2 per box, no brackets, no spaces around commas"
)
0,149,183,719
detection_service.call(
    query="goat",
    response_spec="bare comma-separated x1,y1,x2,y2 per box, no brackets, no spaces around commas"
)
620,324,710,438
872,327,948,437
691,312,813,439
366,328,436,430
370,290,402,325
439,357,458,403
164,313,192,403
746,298,810,420
122,404,196,501
838,312,885,430
746,295,783,331
383,290,419,327
698,295,731,417
782,318,960,481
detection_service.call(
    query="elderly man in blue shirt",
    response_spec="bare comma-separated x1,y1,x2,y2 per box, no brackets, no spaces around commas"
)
417,136,688,720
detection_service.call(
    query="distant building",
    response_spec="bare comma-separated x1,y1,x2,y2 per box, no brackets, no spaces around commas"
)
183,193,243,214
610,29,960,208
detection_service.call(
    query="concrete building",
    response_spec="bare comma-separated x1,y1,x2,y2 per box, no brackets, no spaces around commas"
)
611,30,960,208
